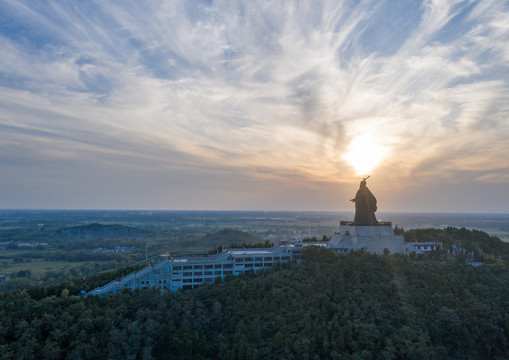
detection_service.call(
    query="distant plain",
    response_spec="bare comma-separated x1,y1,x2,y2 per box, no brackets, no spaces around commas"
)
1,210,508,291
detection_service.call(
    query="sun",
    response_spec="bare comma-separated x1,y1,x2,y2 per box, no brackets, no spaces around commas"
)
343,134,387,175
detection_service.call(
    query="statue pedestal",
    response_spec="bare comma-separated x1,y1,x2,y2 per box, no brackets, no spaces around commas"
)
330,221,404,255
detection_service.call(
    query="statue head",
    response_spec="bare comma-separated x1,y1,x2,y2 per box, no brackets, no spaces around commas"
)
360,175,370,188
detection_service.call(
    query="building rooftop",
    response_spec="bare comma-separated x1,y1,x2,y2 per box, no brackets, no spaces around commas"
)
227,249,273,255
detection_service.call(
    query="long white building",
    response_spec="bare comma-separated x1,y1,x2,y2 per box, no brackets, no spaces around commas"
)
85,243,303,297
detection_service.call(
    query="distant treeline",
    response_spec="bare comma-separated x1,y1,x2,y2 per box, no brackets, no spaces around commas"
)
301,235,331,242
57,223,152,240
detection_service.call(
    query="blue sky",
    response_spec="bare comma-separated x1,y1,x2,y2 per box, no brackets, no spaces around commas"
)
0,0,508,212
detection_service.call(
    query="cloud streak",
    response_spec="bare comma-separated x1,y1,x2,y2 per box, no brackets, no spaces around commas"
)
0,0,508,210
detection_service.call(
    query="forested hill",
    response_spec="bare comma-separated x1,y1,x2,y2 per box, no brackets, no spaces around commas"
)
1,247,508,359
404,227,509,261
57,223,151,239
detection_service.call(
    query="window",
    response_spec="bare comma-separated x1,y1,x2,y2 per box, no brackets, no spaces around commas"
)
183,279,192,283
204,278,213,283
223,264,233,269
214,271,222,275
195,271,203,276
183,272,192,276
235,258,244,263
215,264,222,268
173,266,182,270
194,265,203,269
204,271,213,275
204,265,213,269
193,278,203,283
244,257,253,262
265,263,272,267
255,257,263,261
223,270,233,275
183,265,192,270
281,256,290,260
245,263,253,268
264,257,272,261
255,263,263,267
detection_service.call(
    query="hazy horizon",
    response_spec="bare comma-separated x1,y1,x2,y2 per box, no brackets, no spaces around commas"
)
1,209,508,242
1,208,508,215
1,1,508,213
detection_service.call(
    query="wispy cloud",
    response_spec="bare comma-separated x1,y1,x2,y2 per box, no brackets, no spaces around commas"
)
0,0,508,210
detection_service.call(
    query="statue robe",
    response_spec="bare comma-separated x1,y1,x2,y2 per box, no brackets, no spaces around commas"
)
353,186,378,225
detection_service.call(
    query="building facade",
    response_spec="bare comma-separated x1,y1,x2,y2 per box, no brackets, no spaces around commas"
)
85,244,302,297
404,242,438,254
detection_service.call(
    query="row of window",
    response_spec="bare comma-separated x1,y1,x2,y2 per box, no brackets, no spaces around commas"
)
173,257,298,275
173,270,234,283
234,256,293,263
237,263,269,268
180,270,220,276
173,270,233,282
172,256,299,271
415,245,435,250
141,280,168,284
183,278,218,283
173,263,233,271
174,264,276,278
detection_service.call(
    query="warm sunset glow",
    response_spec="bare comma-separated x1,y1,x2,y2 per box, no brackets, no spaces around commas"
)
343,135,387,175
0,1,508,211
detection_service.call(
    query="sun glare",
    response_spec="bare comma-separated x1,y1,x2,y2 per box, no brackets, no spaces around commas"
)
343,134,387,175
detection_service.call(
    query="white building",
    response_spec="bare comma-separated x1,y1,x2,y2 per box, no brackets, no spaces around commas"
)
404,242,438,254
85,244,302,297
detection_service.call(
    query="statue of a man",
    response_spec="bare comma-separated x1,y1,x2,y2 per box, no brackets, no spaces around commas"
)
350,176,378,225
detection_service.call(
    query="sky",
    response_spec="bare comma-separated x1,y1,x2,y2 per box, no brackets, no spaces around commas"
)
0,0,508,213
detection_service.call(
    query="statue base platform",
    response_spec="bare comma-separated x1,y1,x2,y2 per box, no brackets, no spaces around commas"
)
330,221,404,255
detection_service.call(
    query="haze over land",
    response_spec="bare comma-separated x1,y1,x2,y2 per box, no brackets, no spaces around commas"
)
0,1,508,212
